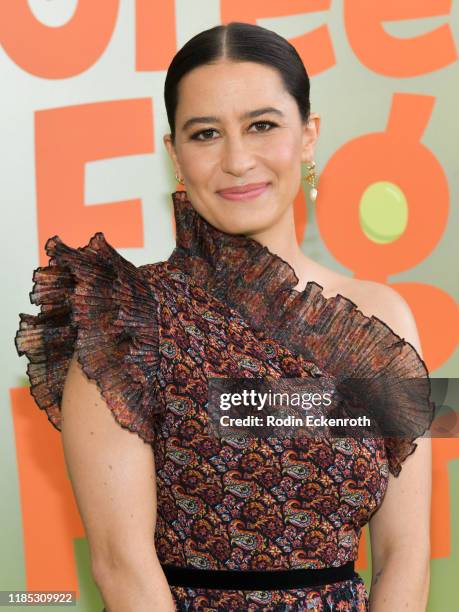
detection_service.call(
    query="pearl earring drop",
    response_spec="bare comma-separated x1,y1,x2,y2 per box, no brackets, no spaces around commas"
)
304,161,318,202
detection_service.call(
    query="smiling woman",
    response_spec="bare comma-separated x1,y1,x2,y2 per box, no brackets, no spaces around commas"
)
162,49,316,241
15,20,434,612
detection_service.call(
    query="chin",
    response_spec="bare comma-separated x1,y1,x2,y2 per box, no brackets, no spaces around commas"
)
211,202,278,237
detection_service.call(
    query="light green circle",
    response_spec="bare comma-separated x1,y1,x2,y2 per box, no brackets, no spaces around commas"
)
359,181,408,244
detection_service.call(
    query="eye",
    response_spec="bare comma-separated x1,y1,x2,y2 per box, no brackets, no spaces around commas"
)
190,120,278,141
249,120,278,132
190,128,219,141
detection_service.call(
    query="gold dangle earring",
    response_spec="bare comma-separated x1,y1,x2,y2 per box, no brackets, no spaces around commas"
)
175,172,185,185
303,161,318,202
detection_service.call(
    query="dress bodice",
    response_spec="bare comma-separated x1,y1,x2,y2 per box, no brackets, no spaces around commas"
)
15,189,435,609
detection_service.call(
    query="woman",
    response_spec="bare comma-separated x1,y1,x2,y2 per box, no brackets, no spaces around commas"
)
15,22,434,612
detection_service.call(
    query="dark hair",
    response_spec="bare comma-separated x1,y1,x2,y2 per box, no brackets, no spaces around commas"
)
164,22,310,144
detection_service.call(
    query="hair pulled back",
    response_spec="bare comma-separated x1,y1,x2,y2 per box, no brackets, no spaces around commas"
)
164,22,311,144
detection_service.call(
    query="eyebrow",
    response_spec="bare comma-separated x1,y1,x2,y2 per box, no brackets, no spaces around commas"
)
181,106,285,132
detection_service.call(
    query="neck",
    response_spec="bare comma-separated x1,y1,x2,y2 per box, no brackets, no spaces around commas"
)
244,203,310,292
170,189,312,293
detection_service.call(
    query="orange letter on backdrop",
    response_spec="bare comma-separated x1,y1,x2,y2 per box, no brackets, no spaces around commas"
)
35,99,154,264
221,0,335,75
11,388,84,593
136,0,176,71
315,93,458,371
0,0,120,78
344,0,457,76
316,94,448,279
431,438,459,559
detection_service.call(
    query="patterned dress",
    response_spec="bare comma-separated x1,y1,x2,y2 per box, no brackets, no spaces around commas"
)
15,190,435,611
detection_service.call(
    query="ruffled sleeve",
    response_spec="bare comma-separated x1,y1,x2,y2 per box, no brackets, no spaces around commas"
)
287,285,437,479
154,192,437,473
14,232,162,445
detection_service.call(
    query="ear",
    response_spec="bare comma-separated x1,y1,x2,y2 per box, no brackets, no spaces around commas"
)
300,112,321,163
163,133,182,177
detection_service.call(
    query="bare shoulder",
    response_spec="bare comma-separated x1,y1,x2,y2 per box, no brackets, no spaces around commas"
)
298,257,423,355
336,278,410,321
335,278,422,355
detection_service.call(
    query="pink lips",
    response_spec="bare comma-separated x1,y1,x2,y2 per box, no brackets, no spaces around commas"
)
217,182,270,201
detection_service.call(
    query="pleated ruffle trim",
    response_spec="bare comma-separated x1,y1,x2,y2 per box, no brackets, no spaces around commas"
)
169,190,436,477
15,232,161,445
14,190,436,474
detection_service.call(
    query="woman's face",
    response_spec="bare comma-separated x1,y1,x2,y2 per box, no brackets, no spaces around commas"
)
164,60,319,236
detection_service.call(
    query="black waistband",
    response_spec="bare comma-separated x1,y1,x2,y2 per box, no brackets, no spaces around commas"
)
160,561,357,590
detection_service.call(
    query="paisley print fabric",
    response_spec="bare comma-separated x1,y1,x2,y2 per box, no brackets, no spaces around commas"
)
15,190,435,611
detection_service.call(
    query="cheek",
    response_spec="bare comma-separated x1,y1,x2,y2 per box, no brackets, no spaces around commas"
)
179,146,215,181
263,134,302,173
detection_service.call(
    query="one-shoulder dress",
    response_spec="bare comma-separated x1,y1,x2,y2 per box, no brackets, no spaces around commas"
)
15,190,435,611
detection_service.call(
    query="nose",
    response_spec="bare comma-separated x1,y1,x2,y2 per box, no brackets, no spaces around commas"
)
220,133,256,177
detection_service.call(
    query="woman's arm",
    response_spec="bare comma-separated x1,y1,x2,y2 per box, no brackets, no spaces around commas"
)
61,354,176,612
360,283,432,611
369,436,431,611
